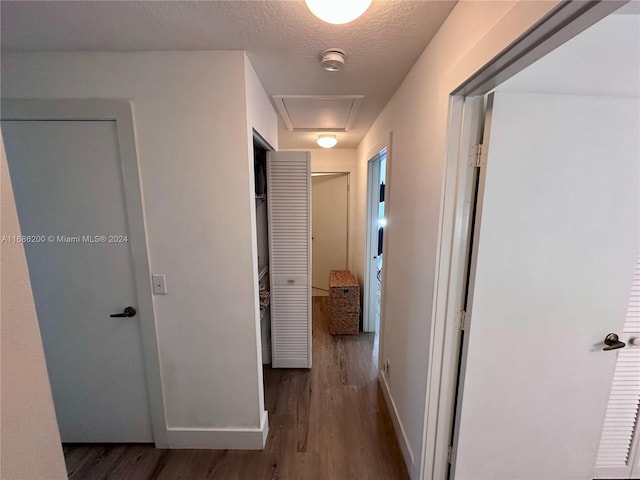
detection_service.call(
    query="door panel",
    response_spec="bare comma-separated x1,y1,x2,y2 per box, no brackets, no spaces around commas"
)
2,120,153,442
267,151,312,369
312,174,348,291
452,93,639,479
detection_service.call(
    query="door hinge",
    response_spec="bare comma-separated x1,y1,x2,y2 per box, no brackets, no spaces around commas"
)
468,144,487,168
447,445,455,464
456,310,467,331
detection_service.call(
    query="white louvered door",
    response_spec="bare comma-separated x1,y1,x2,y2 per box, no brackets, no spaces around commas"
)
267,151,312,368
594,253,640,479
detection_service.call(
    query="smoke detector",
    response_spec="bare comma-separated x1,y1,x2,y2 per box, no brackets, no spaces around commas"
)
321,49,346,72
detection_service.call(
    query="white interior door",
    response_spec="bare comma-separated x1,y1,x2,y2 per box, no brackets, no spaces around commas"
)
267,151,312,369
2,120,154,442
311,173,348,291
452,92,639,479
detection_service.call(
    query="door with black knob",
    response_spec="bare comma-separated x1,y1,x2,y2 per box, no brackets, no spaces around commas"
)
2,118,154,443
450,92,639,479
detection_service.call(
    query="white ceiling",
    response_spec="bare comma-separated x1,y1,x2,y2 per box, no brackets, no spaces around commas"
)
0,0,457,149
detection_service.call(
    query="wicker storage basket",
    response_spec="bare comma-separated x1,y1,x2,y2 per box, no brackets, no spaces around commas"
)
329,311,359,335
329,270,359,313
329,270,360,335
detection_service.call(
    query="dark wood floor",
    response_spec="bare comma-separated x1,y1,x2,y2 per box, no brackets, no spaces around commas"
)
63,297,408,479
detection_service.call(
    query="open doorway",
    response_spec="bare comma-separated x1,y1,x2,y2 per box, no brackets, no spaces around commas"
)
252,131,273,367
438,8,640,480
311,172,349,297
364,148,387,336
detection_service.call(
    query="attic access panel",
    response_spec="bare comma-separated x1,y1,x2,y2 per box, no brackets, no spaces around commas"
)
273,95,364,132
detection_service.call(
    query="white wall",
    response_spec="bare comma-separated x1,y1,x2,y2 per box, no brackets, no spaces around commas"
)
497,13,640,97
0,133,68,480
352,1,562,476
2,51,277,447
309,149,357,272
244,54,279,151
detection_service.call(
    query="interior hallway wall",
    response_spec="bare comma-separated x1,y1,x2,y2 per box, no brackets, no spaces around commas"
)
0,132,68,480
1,51,278,447
352,1,563,476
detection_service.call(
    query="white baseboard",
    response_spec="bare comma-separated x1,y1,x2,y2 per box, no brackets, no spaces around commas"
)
378,370,415,477
166,410,269,450
259,409,269,446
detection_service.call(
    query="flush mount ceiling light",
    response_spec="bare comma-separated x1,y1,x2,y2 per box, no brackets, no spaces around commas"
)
317,134,338,149
305,0,372,25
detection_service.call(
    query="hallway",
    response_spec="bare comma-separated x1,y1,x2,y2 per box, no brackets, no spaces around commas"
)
62,297,408,479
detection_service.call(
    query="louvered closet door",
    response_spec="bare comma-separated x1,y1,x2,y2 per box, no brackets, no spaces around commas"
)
267,151,311,368
594,253,640,479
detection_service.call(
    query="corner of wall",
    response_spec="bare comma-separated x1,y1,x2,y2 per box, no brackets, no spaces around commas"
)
165,413,269,450
243,52,278,151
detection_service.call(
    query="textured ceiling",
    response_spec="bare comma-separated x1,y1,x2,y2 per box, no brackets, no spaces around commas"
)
1,1,457,149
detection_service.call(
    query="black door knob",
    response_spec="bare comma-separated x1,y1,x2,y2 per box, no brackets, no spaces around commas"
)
603,333,625,351
110,306,137,318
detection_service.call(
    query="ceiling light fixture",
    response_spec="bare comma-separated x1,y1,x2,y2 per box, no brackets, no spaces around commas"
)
305,0,372,25
317,134,338,149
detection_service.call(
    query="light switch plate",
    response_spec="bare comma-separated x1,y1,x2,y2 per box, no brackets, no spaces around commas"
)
152,274,167,294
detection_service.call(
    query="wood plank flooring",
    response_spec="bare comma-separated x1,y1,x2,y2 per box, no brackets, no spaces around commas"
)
63,297,408,479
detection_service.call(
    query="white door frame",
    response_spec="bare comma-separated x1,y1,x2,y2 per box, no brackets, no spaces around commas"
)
1,99,168,447
310,162,357,274
311,171,351,291
419,1,628,478
426,94,485,479
363,134,392,334
363,153,382,333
